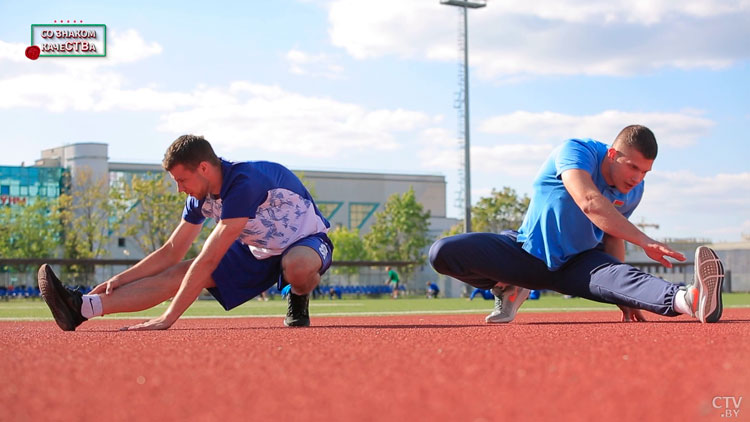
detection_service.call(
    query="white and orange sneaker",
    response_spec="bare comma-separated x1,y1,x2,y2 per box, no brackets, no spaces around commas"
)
485,284,530,323
684,246,725,323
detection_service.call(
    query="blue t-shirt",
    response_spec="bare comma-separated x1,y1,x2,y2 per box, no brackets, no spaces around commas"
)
516,139,643,270
182,159,330,259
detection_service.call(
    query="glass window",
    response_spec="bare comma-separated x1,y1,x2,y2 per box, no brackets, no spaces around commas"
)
0,185,8,195
349,203,379,229
316,201,343,220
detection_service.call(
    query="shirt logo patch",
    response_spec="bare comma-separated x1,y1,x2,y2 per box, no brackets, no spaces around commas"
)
613,199,625,207
319,243,329,259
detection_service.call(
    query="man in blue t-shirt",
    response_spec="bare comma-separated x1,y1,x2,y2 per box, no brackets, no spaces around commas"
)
430,125,725,324
38,135,333,331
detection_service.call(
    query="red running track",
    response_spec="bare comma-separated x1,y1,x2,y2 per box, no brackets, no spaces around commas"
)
1,309,749,422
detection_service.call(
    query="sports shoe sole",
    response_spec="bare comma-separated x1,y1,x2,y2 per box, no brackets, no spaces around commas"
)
485,287,530,323
695,246,724,323
283,318,311,327
38,264,78,331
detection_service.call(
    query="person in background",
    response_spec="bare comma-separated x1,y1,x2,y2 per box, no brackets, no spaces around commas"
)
385,266,400,299
426,282,440,299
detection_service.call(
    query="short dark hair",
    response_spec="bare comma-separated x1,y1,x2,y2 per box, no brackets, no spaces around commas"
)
162,135,221,171
613,125,658,160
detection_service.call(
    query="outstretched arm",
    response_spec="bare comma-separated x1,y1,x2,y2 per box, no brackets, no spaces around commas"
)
561,169,685,267
124,217,248,330
90,220,203,295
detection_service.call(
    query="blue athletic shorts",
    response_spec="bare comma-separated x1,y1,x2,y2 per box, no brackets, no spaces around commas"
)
208,232,333,310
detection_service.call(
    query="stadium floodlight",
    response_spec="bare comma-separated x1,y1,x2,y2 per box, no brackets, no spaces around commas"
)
441,0,486,233
440,0,487,8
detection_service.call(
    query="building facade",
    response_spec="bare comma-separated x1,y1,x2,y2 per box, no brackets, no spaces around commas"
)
10,142,464,295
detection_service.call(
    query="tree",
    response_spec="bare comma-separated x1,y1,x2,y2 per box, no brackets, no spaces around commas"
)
58,169,115,260
472,187,530,233
364,187,431,267
327,226,369,276
111,172,213,259
111,172,185,254
57,168,118,283
443,187,530,237
0,198,62,282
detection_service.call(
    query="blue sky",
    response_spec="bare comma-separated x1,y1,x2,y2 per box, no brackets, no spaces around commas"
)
1,0,749,241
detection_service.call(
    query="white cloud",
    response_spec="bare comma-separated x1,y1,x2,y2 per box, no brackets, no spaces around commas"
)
0,40,27,63
106,29,162,65
742,220,750,239
0,29,438,158
633,170,750,240
157,84,434,158
418,108,716,182
419,127,458,148
419,141,554,178
327,0,750,78
285,48,344,78
643,171,750,212
0,30,169,112
479,110,715,148
471,144,556,176
0,70,194,112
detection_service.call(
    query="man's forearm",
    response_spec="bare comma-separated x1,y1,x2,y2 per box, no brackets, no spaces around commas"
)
160,254,217,323
584,195,649,248
113,245,183,285
603,235,625,262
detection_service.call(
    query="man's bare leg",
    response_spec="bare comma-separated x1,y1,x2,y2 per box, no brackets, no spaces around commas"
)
282,246,322,295
100,260,214,315
281,246,322,327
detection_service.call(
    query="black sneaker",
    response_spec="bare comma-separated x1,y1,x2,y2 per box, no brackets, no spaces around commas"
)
284,291,310,327
37,264,87,331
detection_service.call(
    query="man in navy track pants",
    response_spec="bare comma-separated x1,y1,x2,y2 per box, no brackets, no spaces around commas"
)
430,125,725,324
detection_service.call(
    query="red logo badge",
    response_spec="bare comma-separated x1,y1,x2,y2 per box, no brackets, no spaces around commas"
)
25,45,40,60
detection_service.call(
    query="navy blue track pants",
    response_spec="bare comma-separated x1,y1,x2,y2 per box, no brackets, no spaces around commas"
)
429,231,681,316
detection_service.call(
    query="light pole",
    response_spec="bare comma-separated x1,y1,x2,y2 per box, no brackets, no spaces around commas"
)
441,0,485,233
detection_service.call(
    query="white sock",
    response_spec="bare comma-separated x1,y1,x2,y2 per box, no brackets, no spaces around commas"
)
672,289,692,316
80,294,103,319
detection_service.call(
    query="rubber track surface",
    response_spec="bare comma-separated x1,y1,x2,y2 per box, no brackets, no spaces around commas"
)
1,309,748,421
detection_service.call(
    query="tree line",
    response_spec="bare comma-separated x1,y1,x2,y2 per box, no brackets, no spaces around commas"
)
1,169,530,285
0,170,212,283
327,186,530,278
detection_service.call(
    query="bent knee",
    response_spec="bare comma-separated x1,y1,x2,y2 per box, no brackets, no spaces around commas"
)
429,237,455,275
283,264,317,284
282,249,321,283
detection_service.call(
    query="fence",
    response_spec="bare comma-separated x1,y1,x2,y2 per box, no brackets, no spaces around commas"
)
1,258,746,296
0,259,425,298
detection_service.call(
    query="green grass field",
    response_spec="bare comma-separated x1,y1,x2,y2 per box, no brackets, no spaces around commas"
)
2,292,750,320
